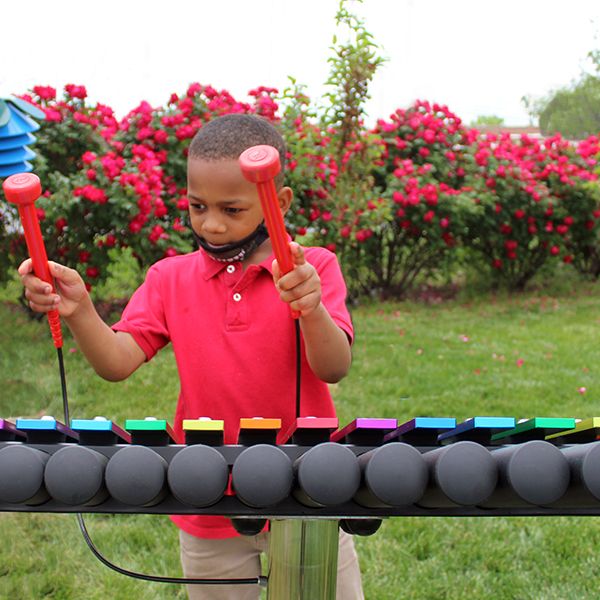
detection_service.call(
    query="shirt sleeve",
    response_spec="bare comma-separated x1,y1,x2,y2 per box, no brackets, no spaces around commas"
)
310,249,354,343
111,264,171,360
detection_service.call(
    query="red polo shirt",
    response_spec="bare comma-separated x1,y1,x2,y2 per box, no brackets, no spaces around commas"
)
112,246,353,538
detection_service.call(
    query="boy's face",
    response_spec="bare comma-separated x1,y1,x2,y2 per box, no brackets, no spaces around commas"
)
187,158,267,251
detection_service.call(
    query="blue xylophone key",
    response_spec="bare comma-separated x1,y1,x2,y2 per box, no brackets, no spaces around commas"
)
384,417,456,445
437,416,515,445
71,417,131,445
15,416,79,443
0,418,27,442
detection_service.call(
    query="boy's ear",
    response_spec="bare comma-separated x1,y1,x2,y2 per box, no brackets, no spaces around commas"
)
277,186,293,215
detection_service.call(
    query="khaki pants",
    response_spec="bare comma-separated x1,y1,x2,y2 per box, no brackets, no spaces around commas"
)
179,527,364,600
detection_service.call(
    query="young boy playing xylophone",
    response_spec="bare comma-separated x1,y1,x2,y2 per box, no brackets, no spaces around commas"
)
18,113,363,600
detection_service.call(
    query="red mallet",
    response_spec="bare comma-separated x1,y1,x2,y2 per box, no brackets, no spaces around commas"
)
239,145,299,318
2,173,63,348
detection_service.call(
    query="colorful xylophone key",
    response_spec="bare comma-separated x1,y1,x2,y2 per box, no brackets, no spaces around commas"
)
182,417,225,446
437,416,515,445
71,416,131,445
491,417,576,444
124,417,178,445
545,418,600,444
15,416,79,443
331,418,397,445
384,417,456,445
0,419,26,442
280,417,339,445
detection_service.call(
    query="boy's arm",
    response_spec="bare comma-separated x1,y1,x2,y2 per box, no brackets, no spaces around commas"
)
19,259,146,381
272,243,352,383
298,303,352,383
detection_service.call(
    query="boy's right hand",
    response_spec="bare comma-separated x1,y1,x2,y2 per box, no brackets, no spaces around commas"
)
18,259,88,318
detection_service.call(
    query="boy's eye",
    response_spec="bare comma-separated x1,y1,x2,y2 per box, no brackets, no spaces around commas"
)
224,207,242,215
190,203,206,211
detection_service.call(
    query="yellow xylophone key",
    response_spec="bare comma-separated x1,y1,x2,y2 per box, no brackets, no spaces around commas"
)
182,418,225,446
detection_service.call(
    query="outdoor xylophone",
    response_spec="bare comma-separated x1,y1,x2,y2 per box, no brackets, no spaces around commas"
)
4,152,600,597
2,414,600,518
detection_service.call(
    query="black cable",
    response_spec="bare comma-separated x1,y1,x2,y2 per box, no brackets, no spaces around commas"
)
56,348,69,425
55,347,266,587
294,318,302,418
76,514,266,586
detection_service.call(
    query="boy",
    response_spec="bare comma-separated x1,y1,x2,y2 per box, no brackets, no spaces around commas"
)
18,114,363,599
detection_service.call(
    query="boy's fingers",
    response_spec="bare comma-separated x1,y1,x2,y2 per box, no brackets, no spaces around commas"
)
48,261,73,283
289,242,305,266
20,272,52,295
271,259,281,281
17,258,33,276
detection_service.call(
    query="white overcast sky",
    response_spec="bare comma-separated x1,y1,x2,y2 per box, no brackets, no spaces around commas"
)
1,0,599,126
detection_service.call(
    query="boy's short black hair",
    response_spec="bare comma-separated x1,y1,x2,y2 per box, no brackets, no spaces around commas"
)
189,114,287,187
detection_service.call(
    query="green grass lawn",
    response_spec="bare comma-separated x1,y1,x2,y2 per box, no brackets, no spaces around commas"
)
2,281,600,599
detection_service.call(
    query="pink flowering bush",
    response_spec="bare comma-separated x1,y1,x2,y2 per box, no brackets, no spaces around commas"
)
24,85,115,181
459,131,600,289
2,83,280,291
1,81,599,300
283,101,472,298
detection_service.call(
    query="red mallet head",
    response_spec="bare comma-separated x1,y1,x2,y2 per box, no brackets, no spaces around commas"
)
239,145,281,183
2,172,63,348
2,172,42,206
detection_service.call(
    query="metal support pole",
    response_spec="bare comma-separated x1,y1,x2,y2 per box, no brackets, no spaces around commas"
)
267,519,339,600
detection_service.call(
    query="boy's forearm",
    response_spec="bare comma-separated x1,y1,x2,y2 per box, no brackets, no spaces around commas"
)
64,296,145,381
300,303,352,383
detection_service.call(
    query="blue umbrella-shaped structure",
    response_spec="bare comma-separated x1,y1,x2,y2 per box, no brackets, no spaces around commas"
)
0,95,45,177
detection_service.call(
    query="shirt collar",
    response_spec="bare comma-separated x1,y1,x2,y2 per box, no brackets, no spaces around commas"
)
199,247,275,280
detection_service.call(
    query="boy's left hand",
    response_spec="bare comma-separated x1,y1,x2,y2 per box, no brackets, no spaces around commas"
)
272,242,321,317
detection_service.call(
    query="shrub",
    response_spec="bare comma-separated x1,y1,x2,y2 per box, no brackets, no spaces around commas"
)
460,131,599,289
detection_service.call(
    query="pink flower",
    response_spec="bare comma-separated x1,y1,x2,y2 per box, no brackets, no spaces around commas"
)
82,151,97,164
86,266,99,279
516,358,524,367
154,130,168,144
33,85,56,100
55,217,67,233
43,108,62,122
578,387,587,394
64,84,87,99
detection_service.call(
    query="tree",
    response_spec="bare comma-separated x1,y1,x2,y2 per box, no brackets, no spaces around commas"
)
471,115,505,127
527,49,600,140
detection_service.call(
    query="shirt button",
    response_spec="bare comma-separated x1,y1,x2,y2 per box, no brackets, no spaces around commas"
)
226,265,236,273
233,293,242,302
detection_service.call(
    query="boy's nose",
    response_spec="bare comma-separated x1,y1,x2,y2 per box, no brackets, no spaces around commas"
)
202,215,226,234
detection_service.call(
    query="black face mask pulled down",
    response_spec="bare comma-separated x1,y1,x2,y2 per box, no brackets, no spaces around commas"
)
193,223,270,263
